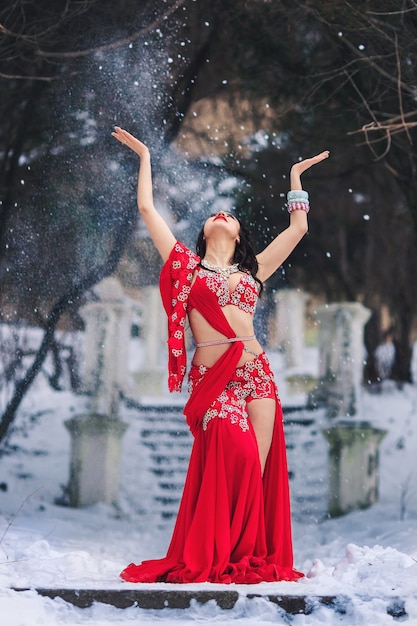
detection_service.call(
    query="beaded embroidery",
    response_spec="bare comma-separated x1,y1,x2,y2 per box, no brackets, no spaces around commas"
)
202,390,249,432
194,268,258,314
188,354,279,432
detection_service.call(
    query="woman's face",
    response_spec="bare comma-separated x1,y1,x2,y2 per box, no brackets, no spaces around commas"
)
203,211,240,240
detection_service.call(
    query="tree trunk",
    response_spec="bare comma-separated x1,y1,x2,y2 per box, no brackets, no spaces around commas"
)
363,310,383,385
391,307,413,384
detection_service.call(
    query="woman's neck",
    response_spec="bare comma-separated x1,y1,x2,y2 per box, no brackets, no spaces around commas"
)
203,243,235,267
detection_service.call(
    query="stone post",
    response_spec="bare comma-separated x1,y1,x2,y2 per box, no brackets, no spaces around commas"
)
272,289,316,394
309,302,387,516
323,422,387,517
65,415,128,507
309,302,371,417
273,289,307,369
65,277,130,507
80,278,132,415
134,285,166,396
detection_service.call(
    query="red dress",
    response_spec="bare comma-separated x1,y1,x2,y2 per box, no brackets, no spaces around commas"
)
120,242,303,584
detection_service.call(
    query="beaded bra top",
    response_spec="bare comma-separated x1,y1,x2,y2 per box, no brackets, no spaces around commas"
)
189,267,258,315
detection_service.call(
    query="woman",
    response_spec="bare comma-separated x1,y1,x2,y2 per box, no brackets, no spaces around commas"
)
112,126,329,584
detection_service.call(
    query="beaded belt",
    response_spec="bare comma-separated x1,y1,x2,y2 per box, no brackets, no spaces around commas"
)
196,335,256,348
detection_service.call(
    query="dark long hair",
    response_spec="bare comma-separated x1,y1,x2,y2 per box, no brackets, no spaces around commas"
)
195,216,264,295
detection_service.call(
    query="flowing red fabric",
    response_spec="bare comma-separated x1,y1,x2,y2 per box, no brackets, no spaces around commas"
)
159,242,200,393
120,242,303,584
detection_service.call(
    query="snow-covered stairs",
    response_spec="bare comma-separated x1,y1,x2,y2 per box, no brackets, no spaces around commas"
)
285,409,329,524
138,404,192,524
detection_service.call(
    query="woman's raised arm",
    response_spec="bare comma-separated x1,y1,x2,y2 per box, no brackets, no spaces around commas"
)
112,127,176,262
256,150,329,282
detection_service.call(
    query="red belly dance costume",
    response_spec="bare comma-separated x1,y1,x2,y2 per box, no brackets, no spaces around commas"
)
120,242,303,584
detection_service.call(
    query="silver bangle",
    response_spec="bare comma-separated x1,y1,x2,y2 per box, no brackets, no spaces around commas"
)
287,189,309,203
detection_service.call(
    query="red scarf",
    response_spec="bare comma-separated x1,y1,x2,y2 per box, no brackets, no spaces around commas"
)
159,242,200,392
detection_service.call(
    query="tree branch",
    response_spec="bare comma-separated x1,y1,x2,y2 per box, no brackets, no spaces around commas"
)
0,71,53,81
340,35,415,96
0,223,129,445
36,0,186,59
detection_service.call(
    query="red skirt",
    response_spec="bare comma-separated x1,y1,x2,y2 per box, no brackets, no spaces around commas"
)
120,354,303,584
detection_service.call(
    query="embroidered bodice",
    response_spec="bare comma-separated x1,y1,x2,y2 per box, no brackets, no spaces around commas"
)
159,240,257,393
189,267,258,315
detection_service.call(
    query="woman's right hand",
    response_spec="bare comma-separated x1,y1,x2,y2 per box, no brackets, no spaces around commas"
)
112,126,149,159
112,126,176,261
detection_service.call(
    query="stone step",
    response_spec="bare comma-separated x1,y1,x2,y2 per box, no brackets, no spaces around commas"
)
11,588,407,619
154,495,183,505
160,510,180,519
142,438,191,449
150,467,188,477
150,454,190,466
141,428,191,438
158,482,187,491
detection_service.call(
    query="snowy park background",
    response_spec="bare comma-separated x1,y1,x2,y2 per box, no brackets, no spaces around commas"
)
0,334,416,625
2,2,417,625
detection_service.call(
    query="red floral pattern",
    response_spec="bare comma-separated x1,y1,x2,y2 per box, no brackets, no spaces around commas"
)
188,353,280,432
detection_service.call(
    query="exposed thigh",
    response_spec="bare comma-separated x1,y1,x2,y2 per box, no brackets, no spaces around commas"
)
247,398,276,443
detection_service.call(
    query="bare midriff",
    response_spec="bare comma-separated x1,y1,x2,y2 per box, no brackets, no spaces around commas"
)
188,306,263,368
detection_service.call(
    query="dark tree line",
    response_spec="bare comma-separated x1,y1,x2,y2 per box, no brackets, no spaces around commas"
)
1,0,417,443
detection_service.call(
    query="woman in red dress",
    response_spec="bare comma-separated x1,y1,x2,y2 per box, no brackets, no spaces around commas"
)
112,126,329,584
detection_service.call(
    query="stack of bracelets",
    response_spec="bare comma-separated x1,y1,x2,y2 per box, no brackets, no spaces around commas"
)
287,189,310,214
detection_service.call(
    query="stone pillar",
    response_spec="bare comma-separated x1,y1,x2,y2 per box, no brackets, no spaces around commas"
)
307,302,387,516
134,285,166,396
323,422,387,516
80,278,132,415
273,289,307,369
309,302,371,417
65,415,128,507
65,277,130,507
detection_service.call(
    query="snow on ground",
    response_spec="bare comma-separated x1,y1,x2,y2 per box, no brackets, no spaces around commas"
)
0,346,417,625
